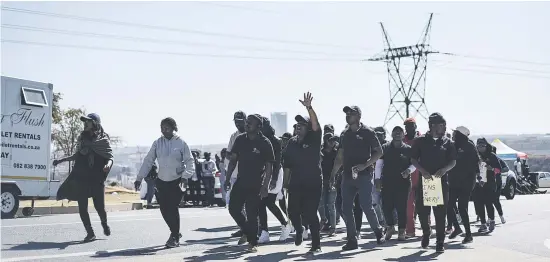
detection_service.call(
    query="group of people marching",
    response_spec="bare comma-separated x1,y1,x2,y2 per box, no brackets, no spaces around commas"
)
53,92,507,255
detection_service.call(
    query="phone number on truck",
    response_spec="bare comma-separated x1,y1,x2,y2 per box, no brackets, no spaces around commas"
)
12,163,47,170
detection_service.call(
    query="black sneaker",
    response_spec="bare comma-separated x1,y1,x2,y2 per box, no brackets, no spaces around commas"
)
449,229,463,239
342,241,358,251
101,223,111,236
83,233,96,242
356,231,362,240
436,242,445,253
237,235,248,245
247,244,258,253
294,231,303,246
462,234,473,244
231,230,243,237
321,224,330,232
421,234,430,248
327,227,336,237
488,220,496,232
165,235,180,248
376,231,386,245
307,247,322,255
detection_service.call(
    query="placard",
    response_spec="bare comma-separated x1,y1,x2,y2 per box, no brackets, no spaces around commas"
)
479,162,487,182
422,177,444,206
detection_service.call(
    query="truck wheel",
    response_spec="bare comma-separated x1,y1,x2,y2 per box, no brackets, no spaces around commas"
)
22,207,34,217
505,180,516,200
1,189,20,219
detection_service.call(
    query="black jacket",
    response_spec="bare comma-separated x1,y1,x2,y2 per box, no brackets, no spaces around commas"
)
449,139,480,188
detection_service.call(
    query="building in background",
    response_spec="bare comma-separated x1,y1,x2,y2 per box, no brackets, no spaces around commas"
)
270,112,288,137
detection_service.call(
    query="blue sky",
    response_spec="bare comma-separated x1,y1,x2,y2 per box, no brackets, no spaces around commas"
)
2,1,549,147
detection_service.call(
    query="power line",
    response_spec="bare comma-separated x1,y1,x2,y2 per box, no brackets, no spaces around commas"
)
1,24,368,58
435,66,550,80
441,52,550,67
0,39,362,62
1,6,371,51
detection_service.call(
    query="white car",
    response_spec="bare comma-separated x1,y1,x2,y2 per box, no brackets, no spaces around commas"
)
535,172,550,188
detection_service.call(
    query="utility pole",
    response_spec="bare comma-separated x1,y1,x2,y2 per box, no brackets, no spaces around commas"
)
368,13,437,125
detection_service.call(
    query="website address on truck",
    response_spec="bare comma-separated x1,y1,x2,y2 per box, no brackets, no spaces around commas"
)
1,142,41,150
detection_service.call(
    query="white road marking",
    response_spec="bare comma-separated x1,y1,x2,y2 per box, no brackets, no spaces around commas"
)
2,213,225,228
2,221,283,262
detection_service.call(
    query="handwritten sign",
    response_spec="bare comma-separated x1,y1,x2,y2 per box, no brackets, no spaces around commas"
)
422,177,444,206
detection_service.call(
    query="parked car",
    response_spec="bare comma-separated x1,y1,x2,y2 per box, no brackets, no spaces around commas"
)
534,172,550,188
180,158,225,207
500,160,518,200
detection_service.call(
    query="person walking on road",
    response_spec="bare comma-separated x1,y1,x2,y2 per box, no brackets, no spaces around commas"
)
201,152,217,207
225,114,275,252
282,92,323,255
54,113,114,243
134,117,195,248
375,126,415,241
330,105,386,251
403,117,423,237
410,112,457,253
144,163,158,209
474,138,502,234
318,133,339,236
447,126,479,244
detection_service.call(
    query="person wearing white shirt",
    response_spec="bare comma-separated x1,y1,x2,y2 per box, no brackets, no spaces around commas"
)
202,152,218,207
134,117,194,248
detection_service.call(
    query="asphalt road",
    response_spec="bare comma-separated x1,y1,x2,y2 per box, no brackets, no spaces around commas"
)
2,194,550,262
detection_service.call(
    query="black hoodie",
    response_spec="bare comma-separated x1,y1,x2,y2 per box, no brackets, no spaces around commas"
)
449,132,479,188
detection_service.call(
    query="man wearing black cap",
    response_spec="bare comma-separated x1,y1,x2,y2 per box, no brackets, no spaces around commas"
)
330,105,386,251
410,112,457,253
282,92,323,254
226,114,274,252
224,111,247,237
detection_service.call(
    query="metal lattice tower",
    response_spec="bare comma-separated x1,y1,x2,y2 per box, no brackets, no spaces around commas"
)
368,13,437,125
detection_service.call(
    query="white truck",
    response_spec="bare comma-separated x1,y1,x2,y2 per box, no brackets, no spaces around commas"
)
1,76,59,219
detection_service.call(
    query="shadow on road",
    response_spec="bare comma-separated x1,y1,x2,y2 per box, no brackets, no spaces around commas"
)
90,245,166,258
385,242,471,261
195,225,239,233
4,240,97,251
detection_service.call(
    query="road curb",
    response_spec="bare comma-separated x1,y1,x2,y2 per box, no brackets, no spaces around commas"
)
15,202,143,217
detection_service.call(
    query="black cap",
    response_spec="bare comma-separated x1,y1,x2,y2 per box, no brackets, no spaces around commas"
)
324,124,334,132
374,126,386,134
428,112,446,125
295,115,310,124
234,111,246,121
80,113,101,124
392,126,404,132
248,114,263,126
343,105,362,115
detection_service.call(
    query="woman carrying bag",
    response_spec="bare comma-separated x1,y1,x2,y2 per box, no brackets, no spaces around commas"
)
54,113,114,242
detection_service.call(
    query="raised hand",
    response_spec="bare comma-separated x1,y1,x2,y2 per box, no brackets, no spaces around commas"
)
299,92,313,107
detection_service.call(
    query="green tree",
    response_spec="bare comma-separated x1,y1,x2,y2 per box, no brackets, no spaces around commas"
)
52,108,86,163
52,92,63,125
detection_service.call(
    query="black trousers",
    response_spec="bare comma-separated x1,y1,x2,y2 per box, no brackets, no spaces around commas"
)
188,180,202,203
279,190,287,215
78,185,107,233
335,176,343,223
353,195,363,231
493,181,504,216
288,183,322,248
259,193,288,231
202,176,215,206
381,181,410,229
156,178,183,237
416,184,449,244
447,184,474,234
473,183,495,224
228,181,261,246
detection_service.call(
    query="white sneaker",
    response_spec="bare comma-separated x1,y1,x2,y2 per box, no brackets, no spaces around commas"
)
500,216,506,224
289,224,295,233
279,225,291,241
258,230,270,244
302,228,310,240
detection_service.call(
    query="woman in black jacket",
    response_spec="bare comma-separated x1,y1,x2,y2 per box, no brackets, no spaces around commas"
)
491,147,506,224
447,127,479,243
474,138,502,233
54,113,114,242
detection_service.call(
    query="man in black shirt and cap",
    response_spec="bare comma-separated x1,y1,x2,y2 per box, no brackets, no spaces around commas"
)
410,112,457,253
330,105,386,251
225,114,275,253
283,92,323,255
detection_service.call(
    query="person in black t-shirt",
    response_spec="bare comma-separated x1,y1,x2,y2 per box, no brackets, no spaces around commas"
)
474,138,501,234
226,114,275,253
282,92,323,255
375,126,415,241
318,133,339,235
447,126,479,244
330,105,386,251
410,112,457,253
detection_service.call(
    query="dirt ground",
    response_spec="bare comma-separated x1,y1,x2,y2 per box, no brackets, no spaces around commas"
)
19,186,141,208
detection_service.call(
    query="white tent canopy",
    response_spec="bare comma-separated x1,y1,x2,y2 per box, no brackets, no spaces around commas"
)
491,139,528,160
